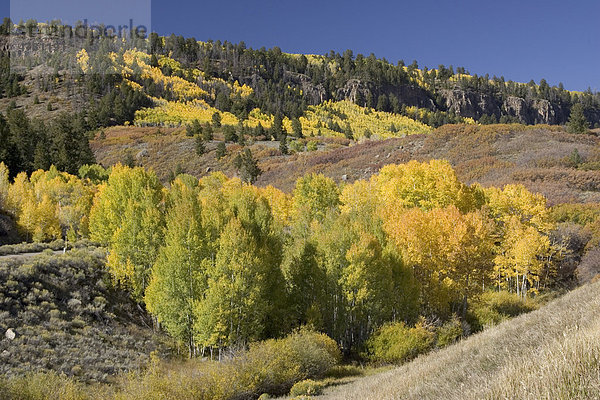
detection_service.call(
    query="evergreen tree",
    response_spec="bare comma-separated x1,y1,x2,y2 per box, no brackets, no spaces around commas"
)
567,103,590,134
211,111,222,128
344,123,354,140
279,133,288,155
216,141,227,160
291,117,303,138
234,148,261,183
195,135,206,156
203,124,214,141
376,94,389,112
271,113,283,139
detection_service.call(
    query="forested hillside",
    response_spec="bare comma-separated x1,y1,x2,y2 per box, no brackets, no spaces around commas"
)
3,18,600,132
1,16,600,400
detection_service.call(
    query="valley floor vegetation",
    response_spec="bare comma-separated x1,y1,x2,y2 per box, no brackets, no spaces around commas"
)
0,155,598,398
319,278,600,400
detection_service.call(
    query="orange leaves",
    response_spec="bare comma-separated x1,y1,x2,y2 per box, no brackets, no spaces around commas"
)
383,204,495,315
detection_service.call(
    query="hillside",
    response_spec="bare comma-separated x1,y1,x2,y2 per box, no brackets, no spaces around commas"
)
0,246,168,382
319,279,600,399
2,16,600,400
92,124,600,205
3,24,600,132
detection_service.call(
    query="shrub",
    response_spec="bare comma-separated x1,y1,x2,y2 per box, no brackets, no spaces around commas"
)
289,379,325,397
470,291,538,330
116,328,340,400
324,365,363,379
436,315,463,348
290,140,305,153
245,328,341,396
306,141,318,152
366,320,435,364
0,372,92,400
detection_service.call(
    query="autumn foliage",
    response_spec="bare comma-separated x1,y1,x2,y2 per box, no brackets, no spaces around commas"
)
0,160,564,356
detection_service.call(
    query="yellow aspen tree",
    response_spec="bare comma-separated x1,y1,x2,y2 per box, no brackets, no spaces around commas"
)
293,173,340,222
7,172,31,219
494,216,553,298
385,206,494,317
145,178,208,357
88,164,165,300
32,194,60,242
374,160,483,215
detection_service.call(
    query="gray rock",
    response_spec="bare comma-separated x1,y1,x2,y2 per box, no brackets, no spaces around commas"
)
5,328,15,341
136,149,149,159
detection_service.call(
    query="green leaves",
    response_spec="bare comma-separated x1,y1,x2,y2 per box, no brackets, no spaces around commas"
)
89,164,165,300
293,173,340,222
145,178,207,353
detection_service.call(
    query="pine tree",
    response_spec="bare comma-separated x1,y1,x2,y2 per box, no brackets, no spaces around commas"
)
291,118,303,138
344,123,354,140
376,94,389,112
203,124,214,141
271,113,283,139
211,111,222,128
234,148,261,183
567,103,589,134
0,162,8,212
279,133,288,155
195,135,206,156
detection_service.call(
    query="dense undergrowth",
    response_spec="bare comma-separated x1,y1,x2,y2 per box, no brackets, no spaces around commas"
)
0,329,340,400
320,280,600,400
0,248,164,382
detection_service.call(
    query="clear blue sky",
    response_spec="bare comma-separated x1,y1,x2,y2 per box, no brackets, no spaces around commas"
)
4,0,599,92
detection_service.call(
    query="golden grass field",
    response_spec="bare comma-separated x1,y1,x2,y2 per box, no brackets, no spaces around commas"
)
318,280,600,400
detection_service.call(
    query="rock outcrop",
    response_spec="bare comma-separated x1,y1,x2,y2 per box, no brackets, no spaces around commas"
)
283,70,327,105
439,89,499,119
336,79,436,110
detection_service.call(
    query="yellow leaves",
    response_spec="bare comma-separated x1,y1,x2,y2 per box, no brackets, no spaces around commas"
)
17,194,60,242
106,249,135,289
259,185,293,227
293,173,340,222
402,105,475,125
494,215,553,293
300,100,431,138
374,160,482,215
484,184,553,233
340,179,378,215
232,80,253,98
135,98,238,127
124,79,143,91
6,168,93,242
32,195,61,242
76,49,89,73
384,204,495,314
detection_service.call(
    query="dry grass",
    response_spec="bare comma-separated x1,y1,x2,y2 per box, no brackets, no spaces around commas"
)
92,124,600,204
319,280,600,400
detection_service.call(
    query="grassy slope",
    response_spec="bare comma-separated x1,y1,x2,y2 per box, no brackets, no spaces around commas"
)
93,124,600,205
320,280,600,400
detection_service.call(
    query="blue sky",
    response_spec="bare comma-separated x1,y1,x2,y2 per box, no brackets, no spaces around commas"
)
4,0,599,92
